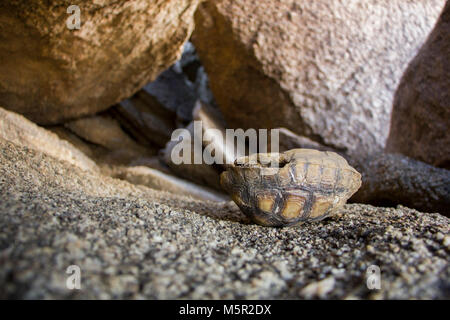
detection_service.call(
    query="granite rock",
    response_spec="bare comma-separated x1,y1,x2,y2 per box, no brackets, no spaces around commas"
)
386,2,450,169
0,107,98,172
0,0,202,124
192,0,445,154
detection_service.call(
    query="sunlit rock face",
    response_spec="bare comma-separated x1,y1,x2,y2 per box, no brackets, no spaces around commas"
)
0,0,202,124
192,0,445,155
386,2,450,170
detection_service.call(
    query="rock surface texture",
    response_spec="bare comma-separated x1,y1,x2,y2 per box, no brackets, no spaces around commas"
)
161,121,224,191
0,107,98,172
351,153,450,216
0,0,201,124
111,88,177,148
112,165,228,202
65,115,148,154
192,0,445,154
386,2,450,169
63,115,158,166
0,139,449,299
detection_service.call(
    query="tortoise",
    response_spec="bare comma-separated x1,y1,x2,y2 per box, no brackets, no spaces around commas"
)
220,149,362,227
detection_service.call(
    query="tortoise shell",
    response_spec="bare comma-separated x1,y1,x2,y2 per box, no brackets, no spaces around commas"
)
220,149,362,227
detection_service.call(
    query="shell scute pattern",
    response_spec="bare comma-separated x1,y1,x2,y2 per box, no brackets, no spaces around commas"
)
220,149,362,227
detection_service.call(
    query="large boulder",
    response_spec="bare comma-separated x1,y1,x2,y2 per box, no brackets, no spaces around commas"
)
65,115,149,154
351,153,450,216
0,107,98,172
192,0,445,154
0,0,202,124
386,2,450,169
112,165,228,202
63,114,158,165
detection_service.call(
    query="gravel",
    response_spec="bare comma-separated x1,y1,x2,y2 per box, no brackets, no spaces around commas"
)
0,139,448,299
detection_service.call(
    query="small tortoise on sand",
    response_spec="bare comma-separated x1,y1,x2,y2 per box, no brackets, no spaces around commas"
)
220,149,362,227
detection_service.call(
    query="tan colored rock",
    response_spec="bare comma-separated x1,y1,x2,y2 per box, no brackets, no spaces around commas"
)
300,277,336,299
386,2,450,169
161,121,223,191
113,166,228,202
64,114,157,165
65,115,140,152
0,0,202,124
0,107,98,172
127,156,173,175
49,125,99,159
192,0,445,154
49,119,225,202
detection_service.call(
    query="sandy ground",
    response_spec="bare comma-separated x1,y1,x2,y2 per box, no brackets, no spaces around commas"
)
0,139,448,299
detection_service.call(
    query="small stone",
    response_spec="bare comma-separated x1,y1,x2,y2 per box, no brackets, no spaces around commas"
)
300,277,336,299
435,232,445,241
443,236,450,249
